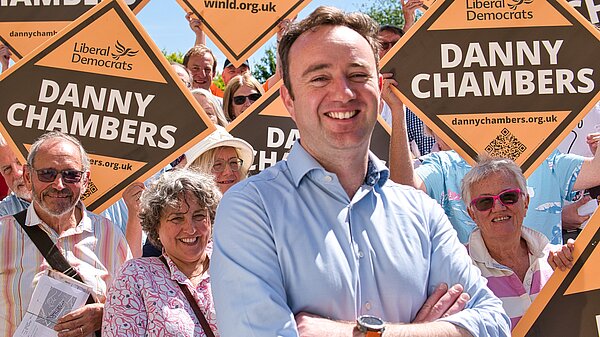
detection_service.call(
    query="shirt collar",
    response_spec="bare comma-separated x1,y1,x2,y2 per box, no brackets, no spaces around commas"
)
26,201,93,235
287,140,390,188
162,253,210,286
468,226,550,266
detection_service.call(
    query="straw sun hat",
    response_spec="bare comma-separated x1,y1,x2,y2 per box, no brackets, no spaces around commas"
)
184,126,255,173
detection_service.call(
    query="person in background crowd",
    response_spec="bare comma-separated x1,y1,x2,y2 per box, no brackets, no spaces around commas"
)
171,61,193,89
186,12,288,94
211,6,510,336
103,169,220,337
192,88,229,127
183,44,218,92
185,126,254,194
389,105,600,244
222,59,250,87
141,126,254,257
0,131,131,337
0,44,10,72
0,134,31,216
462,156,575,329
223,73,264,121
378,23,435,156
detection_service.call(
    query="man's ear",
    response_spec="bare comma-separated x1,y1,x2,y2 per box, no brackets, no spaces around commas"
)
23,164,33,190
280,85,296,122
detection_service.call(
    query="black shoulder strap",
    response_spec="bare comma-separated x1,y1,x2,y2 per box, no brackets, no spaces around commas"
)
159,255,216,337
14,209,100,336
14,210,81,281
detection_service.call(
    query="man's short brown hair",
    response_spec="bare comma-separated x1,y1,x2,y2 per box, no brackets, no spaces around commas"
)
183,44,218,74
277,6,380,99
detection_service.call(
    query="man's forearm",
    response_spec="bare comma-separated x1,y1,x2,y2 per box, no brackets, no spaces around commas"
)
385,321,472,337
297,314,472,337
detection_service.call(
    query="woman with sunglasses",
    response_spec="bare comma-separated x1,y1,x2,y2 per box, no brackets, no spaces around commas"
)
223,73,264,122
461,156,574,330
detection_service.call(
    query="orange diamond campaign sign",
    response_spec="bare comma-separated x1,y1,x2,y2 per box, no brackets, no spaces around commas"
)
512,208,600,336
227,81,391,173
0,0,215,213
382,0,600,177
175,0,311,67
0,0,150,61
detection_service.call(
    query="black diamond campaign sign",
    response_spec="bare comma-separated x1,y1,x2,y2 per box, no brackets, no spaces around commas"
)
0,0,215,212
382,0,600,177
0,0,150,61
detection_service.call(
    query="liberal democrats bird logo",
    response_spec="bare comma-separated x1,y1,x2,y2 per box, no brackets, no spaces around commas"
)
111,41,138,60
508,0,534,10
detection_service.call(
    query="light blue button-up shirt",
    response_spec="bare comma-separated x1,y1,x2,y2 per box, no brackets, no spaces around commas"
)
211,141,510,337
0,193,30,217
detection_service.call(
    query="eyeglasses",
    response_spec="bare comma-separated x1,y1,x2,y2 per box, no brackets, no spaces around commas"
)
233,93,261,105
212,159,243,173
33,168,85,183
470,189,523,212
380,40,399,50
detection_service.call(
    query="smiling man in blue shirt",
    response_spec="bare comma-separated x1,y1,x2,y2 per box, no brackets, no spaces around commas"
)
211,6,510,337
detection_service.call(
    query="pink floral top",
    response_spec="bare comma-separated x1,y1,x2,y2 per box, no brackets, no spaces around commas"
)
102,255,218,337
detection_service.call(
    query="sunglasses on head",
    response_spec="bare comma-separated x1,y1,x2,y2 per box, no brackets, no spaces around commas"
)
470,188,522,212
380,40,399,50
33,168,85,183
233,93,261,105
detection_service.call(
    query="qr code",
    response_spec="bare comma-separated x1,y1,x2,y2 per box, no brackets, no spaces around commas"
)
484,128,526,161
81,180,98,201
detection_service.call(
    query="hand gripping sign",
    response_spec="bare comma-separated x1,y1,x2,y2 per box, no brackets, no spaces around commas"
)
381,0,600,177
0,0,215,213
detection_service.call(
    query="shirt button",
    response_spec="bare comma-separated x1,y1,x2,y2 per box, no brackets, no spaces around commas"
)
323,175,332,182
365,302,372,310
358,251,364,258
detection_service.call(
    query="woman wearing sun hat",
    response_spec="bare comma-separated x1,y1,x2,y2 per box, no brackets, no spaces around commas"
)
184,125,254,194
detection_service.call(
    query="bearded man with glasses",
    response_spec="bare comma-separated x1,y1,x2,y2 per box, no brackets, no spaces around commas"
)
461,156,575,330
0,131,131,337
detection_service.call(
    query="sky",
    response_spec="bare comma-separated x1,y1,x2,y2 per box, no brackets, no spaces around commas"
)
136,1,369,72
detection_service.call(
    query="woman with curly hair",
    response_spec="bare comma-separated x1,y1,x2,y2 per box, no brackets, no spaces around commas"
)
103,169,221,337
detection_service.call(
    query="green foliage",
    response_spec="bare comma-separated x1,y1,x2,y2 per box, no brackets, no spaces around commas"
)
162,49,184,64
252,44,277,83
213,73,225,90
358,0,404,27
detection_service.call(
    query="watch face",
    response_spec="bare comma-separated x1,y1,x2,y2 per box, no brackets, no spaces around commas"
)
358,315,385,330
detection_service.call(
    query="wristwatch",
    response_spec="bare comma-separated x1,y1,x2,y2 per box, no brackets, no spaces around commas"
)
356,315,385,336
